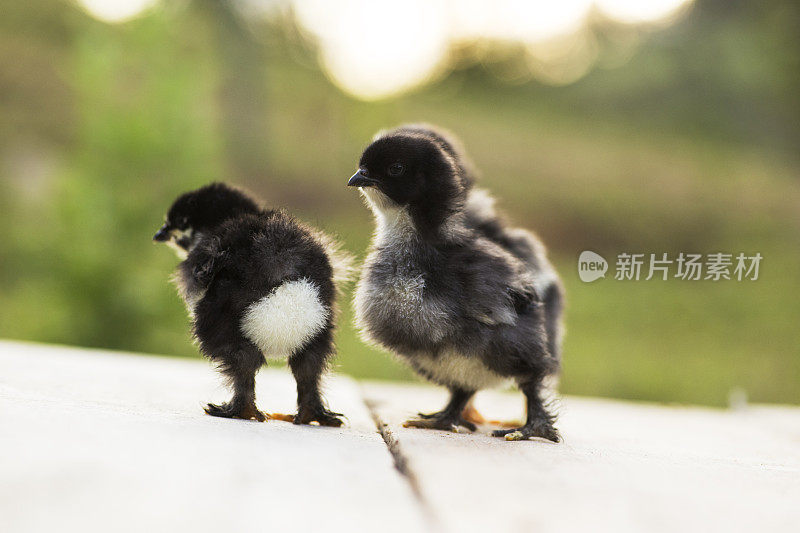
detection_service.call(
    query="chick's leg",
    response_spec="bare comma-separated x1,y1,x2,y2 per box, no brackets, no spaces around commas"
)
205,343,267,422
491,380,560,442
404,388,477,432
288,329,344,427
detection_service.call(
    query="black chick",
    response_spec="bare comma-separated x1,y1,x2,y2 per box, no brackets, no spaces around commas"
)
154,183,352,426
348,126,564,441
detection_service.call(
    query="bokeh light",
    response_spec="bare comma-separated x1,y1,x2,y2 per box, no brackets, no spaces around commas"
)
76,0,159,23
292,0,694,99
293,0,450,101
73,0,694,97
596,0,693,24
449,0,593,43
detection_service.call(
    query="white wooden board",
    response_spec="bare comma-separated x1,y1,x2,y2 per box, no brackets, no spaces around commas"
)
2,340,798,533
0,341,427,533
363,381,800,533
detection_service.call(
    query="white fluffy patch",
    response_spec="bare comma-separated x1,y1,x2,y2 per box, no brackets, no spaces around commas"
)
240,279,329,358
360,188,416,248
465,188,497,221
164,228,197,260
414,350,508,390
165,239,188,260
361,187,399,216
361,185,469,244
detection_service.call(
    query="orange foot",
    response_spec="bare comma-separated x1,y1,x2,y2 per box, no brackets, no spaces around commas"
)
461,404,522,429
267,413,296,423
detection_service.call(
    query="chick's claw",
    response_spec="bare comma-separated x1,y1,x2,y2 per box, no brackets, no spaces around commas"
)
204,401,267,422
491,423,560,443
293,408,344,427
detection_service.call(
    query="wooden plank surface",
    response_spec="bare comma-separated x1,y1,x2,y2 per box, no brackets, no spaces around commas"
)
0,341,428,533
362,381,800,533
3,340,798,533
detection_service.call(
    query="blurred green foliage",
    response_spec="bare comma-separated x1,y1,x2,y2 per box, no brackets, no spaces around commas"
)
0,0,798,407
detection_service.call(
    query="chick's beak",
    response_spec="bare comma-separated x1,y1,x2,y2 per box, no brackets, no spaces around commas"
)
348,170,377,187
153,224,170,242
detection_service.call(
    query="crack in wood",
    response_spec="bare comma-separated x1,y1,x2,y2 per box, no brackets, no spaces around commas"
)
365,398,441,533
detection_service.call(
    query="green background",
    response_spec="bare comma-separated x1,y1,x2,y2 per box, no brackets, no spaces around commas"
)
1,0,798,407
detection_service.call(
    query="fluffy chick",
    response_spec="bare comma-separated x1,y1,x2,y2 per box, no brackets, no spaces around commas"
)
154,183,352,426
349,126,564,441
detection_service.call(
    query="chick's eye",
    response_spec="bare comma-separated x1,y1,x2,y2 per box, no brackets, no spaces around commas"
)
388,163,404,177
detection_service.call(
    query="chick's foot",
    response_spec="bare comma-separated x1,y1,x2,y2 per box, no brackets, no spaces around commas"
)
205,400,267,422
293,407,344,427
491,420,560,442
403,411,477,433
267,413,296,423
461,405,522,429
